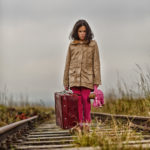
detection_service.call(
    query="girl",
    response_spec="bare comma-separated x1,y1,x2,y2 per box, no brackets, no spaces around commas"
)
63,19,102,133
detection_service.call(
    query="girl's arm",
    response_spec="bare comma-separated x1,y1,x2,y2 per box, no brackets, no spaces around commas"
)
63,44,71,88
93,41,102,86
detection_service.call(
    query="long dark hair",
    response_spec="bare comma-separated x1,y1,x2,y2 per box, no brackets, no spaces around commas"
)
69,19,94,44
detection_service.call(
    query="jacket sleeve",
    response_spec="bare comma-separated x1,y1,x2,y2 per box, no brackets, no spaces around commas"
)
63,44,71,87
93,41,102,85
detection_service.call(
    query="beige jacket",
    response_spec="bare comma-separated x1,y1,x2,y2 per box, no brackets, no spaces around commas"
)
63,39,102,90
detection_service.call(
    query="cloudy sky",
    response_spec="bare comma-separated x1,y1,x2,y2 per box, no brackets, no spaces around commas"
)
0,0,150,106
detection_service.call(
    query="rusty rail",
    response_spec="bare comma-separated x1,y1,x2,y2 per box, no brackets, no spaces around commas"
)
0,115,38,149
91,111,150,137
91,112,150,126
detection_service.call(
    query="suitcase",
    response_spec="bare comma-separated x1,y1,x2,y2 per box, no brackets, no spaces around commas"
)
54,90,79,129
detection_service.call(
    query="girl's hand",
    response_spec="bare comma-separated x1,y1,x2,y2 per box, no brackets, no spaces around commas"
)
65,86,69,90
94,84,98,89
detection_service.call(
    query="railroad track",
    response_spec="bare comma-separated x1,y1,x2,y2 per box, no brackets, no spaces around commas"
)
1,112,150,149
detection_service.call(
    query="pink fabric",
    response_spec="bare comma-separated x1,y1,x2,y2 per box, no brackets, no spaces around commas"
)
93,85,104,108
70,86,92,123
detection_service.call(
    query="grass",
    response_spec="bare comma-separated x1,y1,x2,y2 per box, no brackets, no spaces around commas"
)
0,87,55,127
91,98,150,116
73,117,146,150
0,104,55,127
91,64,150,116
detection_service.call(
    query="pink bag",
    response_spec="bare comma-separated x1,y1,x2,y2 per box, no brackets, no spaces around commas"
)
93,85,104,108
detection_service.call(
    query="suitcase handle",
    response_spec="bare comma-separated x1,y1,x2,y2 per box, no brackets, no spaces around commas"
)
62,89,73,94
62,89,82,96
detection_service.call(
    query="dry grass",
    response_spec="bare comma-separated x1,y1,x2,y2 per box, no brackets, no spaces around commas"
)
73,117,145,150
0,83,55,127
92,64,150,116
0,104,55,127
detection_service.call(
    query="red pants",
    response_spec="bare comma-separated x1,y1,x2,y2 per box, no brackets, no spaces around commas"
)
70,86,92,123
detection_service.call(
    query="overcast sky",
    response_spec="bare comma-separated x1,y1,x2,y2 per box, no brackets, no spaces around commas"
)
0,0,150,106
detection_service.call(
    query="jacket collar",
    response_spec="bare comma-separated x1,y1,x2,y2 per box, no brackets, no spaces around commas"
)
71,40,89,45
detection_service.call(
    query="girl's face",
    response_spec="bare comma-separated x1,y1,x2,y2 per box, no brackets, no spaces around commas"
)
78,26,86,41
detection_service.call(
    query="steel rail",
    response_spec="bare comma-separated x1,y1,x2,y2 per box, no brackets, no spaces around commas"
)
0,115,38,149
91,112,150,125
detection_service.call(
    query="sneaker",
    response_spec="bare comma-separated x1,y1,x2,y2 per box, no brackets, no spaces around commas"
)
69,124,82,135
82,124,90,134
